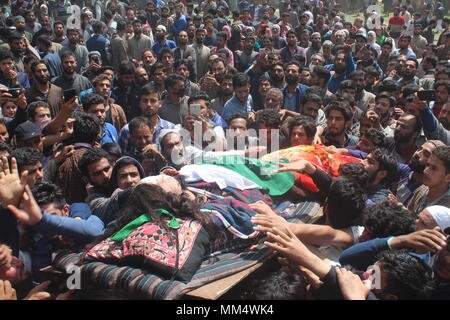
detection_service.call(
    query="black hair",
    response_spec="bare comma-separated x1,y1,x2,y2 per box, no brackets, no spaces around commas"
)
228,113,249,127
376,92,397,108
72,113,101,144
248,269,306,300
378,79,400,94
118,61,135,75
305,86,325,97
362,201,416,239
0,141,12,154
400,112,423,134
312,66,331,83
287,115,317,138
129,116,152,136
60,51,76,61
0,49,13,61
324,103,353,122
188,93,211,108
256,109,281,128
159,47,174,59
164,73,185,88
327,176,367,229
78,148,112,178
31,182,66,210
424,55,438,68
10,147,43,172
102,143,122,160
369,147,399,186
82,93,105,112
361,128,386,148
92,21,104,34
339,79,357,90
232,73,250,88
304,93,322,105
377,250,435,299
27,101,50,119
338,162,370,188
432,146,450,174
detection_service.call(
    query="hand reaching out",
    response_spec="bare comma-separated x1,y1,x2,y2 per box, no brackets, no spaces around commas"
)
336,267,371,300
271,160,316,175
0,280,17,300
0,157,28,208
7,184,43,226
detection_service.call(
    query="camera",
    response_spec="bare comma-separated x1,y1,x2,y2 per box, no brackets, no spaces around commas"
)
8,88,21,98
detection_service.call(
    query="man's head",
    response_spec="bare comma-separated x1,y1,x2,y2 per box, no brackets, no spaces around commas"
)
286,30,298,47
132,19,143,36
210,58,227,82
72,113,101,145
435,80,450,106
228,114,250,149
61,52,77,75
363,147,398,187
285,61,301,86
27,101,51,129
111,156,144,190
270,62,285,85
394,113,422,145
256,109,281,148
187,93,211,118
0,119,10,143
142,49,156,68
232,73,251,103
82,93,106,125
149,62,166,85
165,74,186,98
118,61,135,86
139,85,161,118
159,48,174,71
356,128,386,154
374,92,396,120
423,146,450,189
30,60,50,85
334,52,347,75
10,147,43,187
53,21,65,37
403,58,418,80
301,93,322,121
159,130,185,168
408,140,445,174
349,70,366,93
66,28,80,45
92,74,112,98
129,116,153,152
325,103,352,137
288,116,316,146
32,182,69,217
338,79,357,98
78,148,113,189
398,35,411,50
264,88,283,110
310,66,330,87
15,121,44,152
135,67,149,86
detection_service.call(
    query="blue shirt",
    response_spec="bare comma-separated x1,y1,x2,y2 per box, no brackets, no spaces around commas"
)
391,48,417,59
172,14,187,35
325,54,356,94
281,84,309,112
100,122,119,146
152,40,177,58
222,95,254,121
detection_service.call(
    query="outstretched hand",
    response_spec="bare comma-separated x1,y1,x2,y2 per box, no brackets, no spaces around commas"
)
0,157,28,208
271,160,316,175
7,185,43,226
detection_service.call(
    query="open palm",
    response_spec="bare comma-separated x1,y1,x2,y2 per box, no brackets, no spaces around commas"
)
0,157,28,208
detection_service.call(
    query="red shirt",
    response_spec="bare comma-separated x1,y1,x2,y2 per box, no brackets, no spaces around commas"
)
389,16,406,26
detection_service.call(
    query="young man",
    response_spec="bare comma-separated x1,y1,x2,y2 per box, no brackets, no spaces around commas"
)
51,52,92,94
390,113,422,164
286,115,316,147
227,113,259,151
281,61,309,112
119,86,175,155
82,93,118,146
128,19,154,61
58,29,89,73
125,116,154,162
158,74,189,125
222,73,254,121
324,44,356,94
408,146,450,214
322,103,358,148
373,93,397,138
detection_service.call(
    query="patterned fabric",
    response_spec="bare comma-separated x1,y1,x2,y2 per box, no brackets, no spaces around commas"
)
86,218,210,283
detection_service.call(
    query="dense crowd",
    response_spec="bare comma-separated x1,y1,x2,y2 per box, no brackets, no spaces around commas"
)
0,0,449,300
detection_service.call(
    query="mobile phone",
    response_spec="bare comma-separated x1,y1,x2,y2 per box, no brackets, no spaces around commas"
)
189,104,201,116
8,88,21,98
417,90,436,101
92,55,99,64
63,88,77,101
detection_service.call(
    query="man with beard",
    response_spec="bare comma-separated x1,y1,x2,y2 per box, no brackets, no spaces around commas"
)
173,31,196,72
280,30,306,64
159,74,189,125
410,24,428,59
150,24,175,60
377,41,393,74
51,52,92,94
58,29,89,74
222,73,254,121
13,16,32,43
25,61,62,118
322,103,358,148
141,49,157,75
235,36,258,73
51,21,66,45
397,140,446,205
7,31,37,74
373,92,396,138
281,61,309,113
362,147,398,204
430,80,450,118
309,66,334,102
128,19,154,62
174,59,200,97
24,10,41,35
119,86,175,155
392,35,417,59
35,36,62,79
305,32,322,65
349,70,375,113
111,61,140,121
325,44,356,94
211,73,234,116
270,62,285,89
191,28,210,82
397,58,420,86
211,31,234,68
388,113,422,164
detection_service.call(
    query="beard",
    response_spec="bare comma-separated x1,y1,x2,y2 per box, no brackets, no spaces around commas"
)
311,41,321,50
335,64,346,74
439,117,450,130
196,37,204,44
221,88,234,96
408,156,426,173
285,75,298,85
16,26,25,32
270,74,284,83
156,34,164,41
394,131,410,144
35,74,50,84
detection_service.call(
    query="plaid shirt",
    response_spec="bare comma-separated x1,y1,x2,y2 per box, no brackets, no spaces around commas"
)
119,117,175,154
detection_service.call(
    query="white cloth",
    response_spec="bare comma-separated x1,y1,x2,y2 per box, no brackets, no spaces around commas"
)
427,205,450,231
179,164,261,190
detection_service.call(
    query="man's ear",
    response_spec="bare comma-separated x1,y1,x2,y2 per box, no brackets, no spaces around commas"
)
445,173,450,184
62,204,70,217
376,169,387,183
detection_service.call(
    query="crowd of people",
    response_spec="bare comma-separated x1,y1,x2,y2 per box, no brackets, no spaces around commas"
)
0,0,449,300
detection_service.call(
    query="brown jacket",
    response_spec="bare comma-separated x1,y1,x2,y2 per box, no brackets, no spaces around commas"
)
107,99,127,132
25,83,63,118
